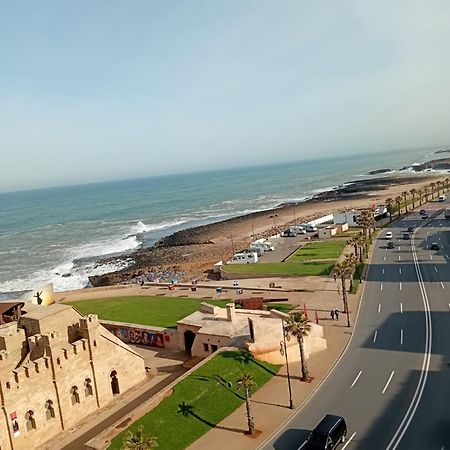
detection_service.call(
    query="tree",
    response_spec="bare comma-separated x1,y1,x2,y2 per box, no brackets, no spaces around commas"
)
385,198,394,221
285,313,312,382
334,262,352,327
402,191,409,212
344,253,358,292
410,189,417,209
430,182,436,200
122,425,158,450
423,187,430,202
395,196,403,217
236,373,256,435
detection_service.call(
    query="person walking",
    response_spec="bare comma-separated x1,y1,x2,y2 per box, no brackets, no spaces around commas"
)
333,272,337,282
334,309,340,320
330,309,335,320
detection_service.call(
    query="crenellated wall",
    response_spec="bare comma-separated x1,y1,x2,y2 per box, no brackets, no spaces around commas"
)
0,307,147,450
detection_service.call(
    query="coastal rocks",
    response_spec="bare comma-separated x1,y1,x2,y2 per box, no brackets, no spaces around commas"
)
366,168,392,175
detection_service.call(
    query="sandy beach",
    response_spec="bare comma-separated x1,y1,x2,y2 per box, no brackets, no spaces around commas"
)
89,173,447,286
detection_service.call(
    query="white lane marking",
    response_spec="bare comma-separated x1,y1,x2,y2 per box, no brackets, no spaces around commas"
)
384,255,386,261
382,371,395,394
386,224,432,450
434,266,438,273
380,284,383,291
373,330,378,343
382,268,385,274
446,254,449,259
399,268,402,275
429,255,433,260
400,329,404,345
378,304,381,313
398,246,401,251
400,302,403,314
399,282,402,291
441,282,445,290
399,255,401,261
341,433,356,450
351,370,363,388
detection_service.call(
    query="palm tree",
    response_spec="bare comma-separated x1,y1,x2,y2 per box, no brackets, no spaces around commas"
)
395,196,403,217
122,425,158,450
410,189,417,209
344,253,358,292
236,373,256,435
385,198,394,222
423,187,430,203
416,189,423,206
402,191,409,212
334,262,352,327
285,313,312,382
430,182,436,200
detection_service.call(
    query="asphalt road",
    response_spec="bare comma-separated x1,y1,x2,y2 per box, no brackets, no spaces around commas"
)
259,202,450,450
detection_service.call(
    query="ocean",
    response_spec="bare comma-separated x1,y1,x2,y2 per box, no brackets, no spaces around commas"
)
0,146,444,297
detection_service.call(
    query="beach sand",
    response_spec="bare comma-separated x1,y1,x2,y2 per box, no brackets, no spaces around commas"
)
90,174,447,286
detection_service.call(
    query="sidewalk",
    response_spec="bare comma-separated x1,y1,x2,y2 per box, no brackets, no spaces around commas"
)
186,289,361,450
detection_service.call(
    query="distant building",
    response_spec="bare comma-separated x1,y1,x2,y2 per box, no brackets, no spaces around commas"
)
0,303,146,450
334,206,387,228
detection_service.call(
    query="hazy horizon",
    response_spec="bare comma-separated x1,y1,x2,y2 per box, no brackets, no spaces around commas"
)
2,1,450,192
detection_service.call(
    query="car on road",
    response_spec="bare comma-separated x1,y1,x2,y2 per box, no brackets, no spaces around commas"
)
387,241,395,249
301,414,347,449
420,209,426,215
403,232,410,240
408,226,414,233
430,242,440,250
422,213,429,219
385,231,393,239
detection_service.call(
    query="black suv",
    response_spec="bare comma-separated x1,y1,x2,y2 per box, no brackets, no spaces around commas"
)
387,241,395,249
431,242,440,250
302,415,347,449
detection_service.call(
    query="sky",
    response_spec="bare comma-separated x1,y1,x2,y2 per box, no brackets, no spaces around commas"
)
1,1,450,192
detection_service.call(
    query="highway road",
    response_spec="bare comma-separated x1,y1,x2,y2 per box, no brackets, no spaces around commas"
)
259,202,450,450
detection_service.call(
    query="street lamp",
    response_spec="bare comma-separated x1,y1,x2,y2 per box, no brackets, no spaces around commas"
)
280,318,294,409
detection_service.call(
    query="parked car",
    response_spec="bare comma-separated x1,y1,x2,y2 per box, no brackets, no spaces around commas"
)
430,242,440,250
387,241,395,249
305,224,318,232
385,231,393,239
292,226,307,234
407,226,414,233
301,415,347,449
281,229,297,237
403,233,410,240
422,213,428,219
420,209,426,215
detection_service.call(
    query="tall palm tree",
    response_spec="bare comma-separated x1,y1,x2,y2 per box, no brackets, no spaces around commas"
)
344,253,358,292
122,425,158,450
285,313,312,382
423,187,430,203
430,182,436,200
410,189,417,209
395,196,403,218
402,191,409,212
334,262,352,326
385,198,394,221
236,373,256,435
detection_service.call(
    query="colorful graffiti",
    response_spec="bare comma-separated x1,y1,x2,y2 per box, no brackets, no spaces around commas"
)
102,324,165,349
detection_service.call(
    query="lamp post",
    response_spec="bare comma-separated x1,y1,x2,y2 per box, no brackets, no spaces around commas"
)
280,318,294,409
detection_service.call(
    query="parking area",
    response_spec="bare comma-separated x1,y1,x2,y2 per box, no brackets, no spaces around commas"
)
258,234,313,263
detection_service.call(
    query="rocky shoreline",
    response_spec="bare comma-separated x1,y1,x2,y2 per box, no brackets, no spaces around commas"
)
88,173,439,288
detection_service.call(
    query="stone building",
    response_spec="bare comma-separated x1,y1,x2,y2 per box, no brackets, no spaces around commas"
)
0,303,147,450
177,302,327,364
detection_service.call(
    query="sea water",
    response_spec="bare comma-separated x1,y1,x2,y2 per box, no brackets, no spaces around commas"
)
0,146,443,296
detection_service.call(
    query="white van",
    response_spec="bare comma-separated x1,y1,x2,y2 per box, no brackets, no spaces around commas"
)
305,224,318,232
291,226,307,234
251,239,275,251
438,195,446,202
249,245,264,256
231,252,258,264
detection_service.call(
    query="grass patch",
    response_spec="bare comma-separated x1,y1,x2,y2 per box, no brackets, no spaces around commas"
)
222,261,335,277
108,351,280,450
65,296,229,328
287,240,346,262
265,303,294,313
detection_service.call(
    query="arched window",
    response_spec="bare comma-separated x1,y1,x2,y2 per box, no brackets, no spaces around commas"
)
110,370,120,395
25,410,36,431
84,378,93,397
70,386,80,405
45,400,55,420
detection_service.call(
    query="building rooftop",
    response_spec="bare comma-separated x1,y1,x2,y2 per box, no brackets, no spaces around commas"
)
21,303,74,320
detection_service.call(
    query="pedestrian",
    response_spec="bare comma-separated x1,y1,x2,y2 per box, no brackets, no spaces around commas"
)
334,309,340,320
330,309,335,321
333,272,337,282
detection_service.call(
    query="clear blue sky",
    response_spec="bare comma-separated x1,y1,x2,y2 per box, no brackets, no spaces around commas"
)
1,1,450,192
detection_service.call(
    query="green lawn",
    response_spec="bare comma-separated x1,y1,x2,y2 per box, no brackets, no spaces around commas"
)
287,240,346,262
66,296,229,328
265,303,294,313
222,261,335,276
108,351,280,450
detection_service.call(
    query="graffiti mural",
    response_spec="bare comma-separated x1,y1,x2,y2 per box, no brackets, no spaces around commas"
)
102,324,165,349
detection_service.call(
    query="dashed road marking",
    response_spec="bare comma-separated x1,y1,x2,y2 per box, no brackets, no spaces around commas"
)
434,266,438,273
401,329,404,345
441,282,445,290
380,284,383,291
351,370,363,388
373,330,378,343
399,255,401,261
378,304,381,313
382,371,395,394
399,268,402,275
400,282,402,291
382,268,385,274
430,255,433,260
400,302,403,314
384,256,386,261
